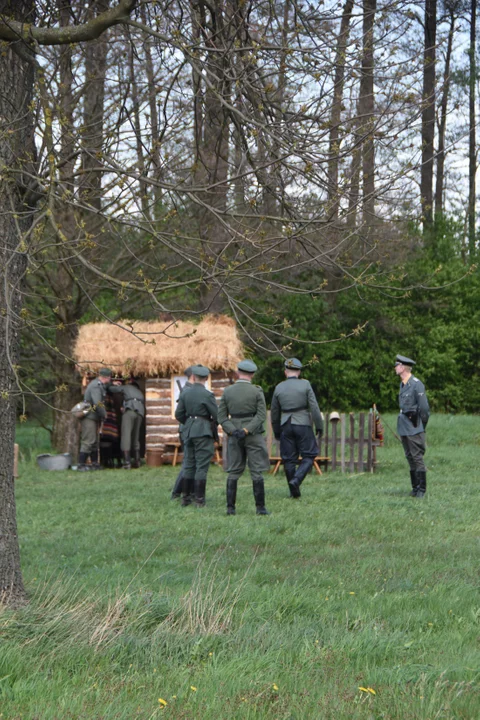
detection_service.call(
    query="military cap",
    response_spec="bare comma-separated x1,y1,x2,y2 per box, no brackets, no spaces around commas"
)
284,357,303,370
395,354,415,366
99,368,113,377
191,364,210,377
237,359,258,373
184,365,194,378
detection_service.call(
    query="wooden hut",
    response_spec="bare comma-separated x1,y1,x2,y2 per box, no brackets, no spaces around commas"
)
73,315,243,464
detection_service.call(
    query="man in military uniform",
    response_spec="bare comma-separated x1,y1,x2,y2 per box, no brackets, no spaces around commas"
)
271,358,323,498
175,365,218,507
78,368,112,471
109,378,145,469
218,360,270,516
171,366,194,499
395,354,430,497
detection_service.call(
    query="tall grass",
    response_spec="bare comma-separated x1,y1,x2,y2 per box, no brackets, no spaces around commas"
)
2,414,479,718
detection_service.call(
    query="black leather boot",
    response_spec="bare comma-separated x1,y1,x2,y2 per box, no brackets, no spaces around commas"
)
131,450,140,469
416,471,426,498
253,480,269,514
77,452,91,472
123,451,131,469
226,478,237,515
171,469,184,499
409,470,418,496
181,477,194,506
284,464,297,497
195,478,206,507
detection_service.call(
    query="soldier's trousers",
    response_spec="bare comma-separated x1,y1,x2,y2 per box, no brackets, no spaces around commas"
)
401,433,426,472
80,417,100,455
121,409,142,452
183,436,214,498
226,434,270,507
280,421,318,485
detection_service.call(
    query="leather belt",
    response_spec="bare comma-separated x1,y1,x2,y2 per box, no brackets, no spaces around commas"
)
188,415,210,420
283,406,308,412
229,413,255,419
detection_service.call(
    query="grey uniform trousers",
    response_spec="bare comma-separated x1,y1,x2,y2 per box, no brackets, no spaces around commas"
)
401,433,426,473
80,417,100,455
121,409,142,452
226,433,270,481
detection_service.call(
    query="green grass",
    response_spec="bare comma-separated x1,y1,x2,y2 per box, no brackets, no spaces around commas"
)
3,415,479,719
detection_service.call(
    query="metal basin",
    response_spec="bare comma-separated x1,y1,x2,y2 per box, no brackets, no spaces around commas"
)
36,453,72,471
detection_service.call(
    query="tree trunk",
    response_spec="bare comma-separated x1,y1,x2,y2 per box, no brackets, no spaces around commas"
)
0,0,34,607
327,0,355,220
140,3,162,219
193,0,230,311
468,0,477,256
421,0,436,232
51,0,82,458
360,0,376,234
434,8,455,219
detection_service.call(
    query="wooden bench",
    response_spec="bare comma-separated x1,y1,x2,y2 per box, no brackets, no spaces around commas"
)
164,441,182,466
270,455,330,475
164,441,221,467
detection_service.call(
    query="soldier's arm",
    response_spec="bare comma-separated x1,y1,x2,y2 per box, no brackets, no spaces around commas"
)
307,384,323,433
218,393,236,435
107,383,124,395
416,382,430,427
270,391,281,438
243,387,266,435
206,392,219,422
90,384,107,419
175,393,187,424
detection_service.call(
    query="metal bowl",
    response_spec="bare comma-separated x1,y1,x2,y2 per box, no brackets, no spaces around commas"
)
36,453,72,471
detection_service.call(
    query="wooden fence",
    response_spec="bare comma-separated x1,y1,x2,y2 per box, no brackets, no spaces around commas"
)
265,411,382,474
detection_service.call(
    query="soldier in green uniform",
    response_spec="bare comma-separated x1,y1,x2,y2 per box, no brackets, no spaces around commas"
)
271,358,323,498
175,365,218,507
395,354,430,497
171,366,194,499
78,368,112,471
109,378,145,469
218,360,270,516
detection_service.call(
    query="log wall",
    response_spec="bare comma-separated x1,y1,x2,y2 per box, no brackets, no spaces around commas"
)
145,372,232,464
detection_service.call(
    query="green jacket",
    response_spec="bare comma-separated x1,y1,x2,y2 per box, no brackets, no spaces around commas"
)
83,378,108,421
175,383,218,439
109,384,145,418
271,377,323,436
218,380,266,435
397,375,430,436
176,380,193,436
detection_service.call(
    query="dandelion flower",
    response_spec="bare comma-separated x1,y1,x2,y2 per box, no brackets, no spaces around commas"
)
349,592,355,595
158,698,167,707
191,686,197,692
359,687,369,693
272,684,279,691
367,687,376,695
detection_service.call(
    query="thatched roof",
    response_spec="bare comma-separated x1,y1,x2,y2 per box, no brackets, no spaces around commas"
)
73,315,243,376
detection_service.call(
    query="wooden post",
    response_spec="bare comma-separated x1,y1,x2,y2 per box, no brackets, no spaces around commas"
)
324,413,329,468
14,443,19,478
331,418,338,471
367,412,374,472
358,413,365,473
349,413,355,472
340,413,346,473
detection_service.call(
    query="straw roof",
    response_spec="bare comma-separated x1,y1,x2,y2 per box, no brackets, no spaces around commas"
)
73,315,244,376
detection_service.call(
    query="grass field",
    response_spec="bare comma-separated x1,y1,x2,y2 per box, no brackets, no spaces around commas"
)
2,415,479,719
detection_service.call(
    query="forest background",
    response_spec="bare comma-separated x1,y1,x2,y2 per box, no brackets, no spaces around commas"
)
2,0,480,449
